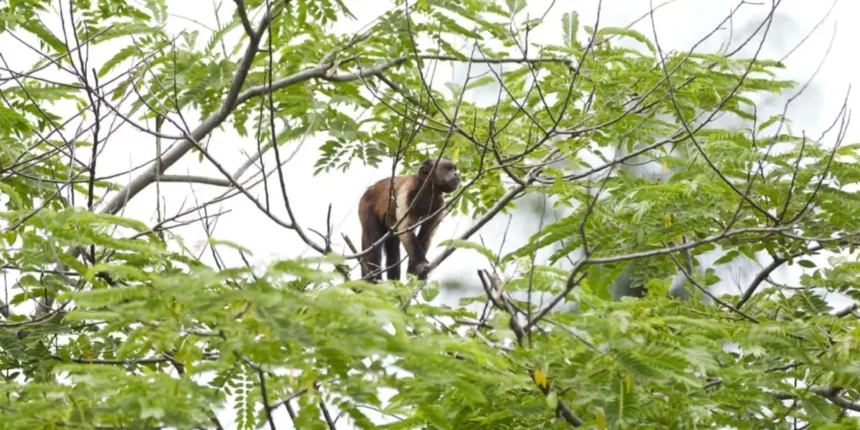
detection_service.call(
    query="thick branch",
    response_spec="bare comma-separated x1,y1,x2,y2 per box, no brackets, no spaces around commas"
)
97,14,272,217
817,390,860,412
233,0,255,37
736,245,824,309
157,175,232,187
834,303,858,318
774,386,860,413
31,7,273,315
98,57,408,218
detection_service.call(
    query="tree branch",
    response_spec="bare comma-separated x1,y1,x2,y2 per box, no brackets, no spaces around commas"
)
32,5,274,315
735,245,824,309
233,0,255,37
429,149,560,271
156,175,232,187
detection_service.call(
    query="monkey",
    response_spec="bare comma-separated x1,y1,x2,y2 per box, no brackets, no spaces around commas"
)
358,157,461,282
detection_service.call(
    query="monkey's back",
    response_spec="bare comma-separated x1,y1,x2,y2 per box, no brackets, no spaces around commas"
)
359,176,413,221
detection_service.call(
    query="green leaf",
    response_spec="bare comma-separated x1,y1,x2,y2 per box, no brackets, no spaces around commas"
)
562,11,579,48
596,27,656,53
804,396,839,423
797,259,816,268
505,0,526,15
20,20,67,54
437,239,499,263
421,282,440,302
545,391,558,410
208,238,253,255
98,45,139,77
794,290,832,315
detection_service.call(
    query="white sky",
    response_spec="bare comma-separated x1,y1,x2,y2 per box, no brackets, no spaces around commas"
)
2,0,859,428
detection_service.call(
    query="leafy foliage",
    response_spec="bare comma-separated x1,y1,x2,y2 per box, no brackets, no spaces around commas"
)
2,0,860,429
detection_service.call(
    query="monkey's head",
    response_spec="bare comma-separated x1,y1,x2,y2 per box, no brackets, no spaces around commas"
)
418,157,460,193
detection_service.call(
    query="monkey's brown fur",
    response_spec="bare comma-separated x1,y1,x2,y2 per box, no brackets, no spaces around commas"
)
358,158,460,282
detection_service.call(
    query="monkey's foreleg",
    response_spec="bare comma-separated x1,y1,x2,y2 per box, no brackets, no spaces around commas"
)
401,231,430,280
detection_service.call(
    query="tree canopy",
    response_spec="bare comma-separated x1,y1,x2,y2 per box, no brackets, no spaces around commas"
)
1,0,859,429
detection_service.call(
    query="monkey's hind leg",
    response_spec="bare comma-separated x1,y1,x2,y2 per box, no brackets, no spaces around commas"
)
383,235,401,281
359,210,385,283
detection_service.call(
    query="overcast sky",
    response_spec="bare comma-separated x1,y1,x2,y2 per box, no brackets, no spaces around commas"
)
2,0,858,428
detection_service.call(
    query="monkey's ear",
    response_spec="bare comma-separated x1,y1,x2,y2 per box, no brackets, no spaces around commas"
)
418,158,434,176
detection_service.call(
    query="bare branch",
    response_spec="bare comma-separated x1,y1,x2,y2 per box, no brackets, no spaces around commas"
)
233,0,255,37
735,245,824,309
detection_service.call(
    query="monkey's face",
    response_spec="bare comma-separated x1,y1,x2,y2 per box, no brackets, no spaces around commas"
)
435,159,460,193
419,157,461,193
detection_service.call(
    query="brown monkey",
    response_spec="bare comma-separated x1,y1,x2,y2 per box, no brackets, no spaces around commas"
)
358,157,460,282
